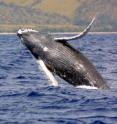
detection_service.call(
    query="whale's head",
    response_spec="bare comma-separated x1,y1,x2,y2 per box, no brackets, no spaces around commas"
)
17,29,38,45
17,29,49,59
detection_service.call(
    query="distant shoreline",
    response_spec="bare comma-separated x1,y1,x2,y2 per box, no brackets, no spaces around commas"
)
52,32,117,35
0,32,117,35
0,32,16,35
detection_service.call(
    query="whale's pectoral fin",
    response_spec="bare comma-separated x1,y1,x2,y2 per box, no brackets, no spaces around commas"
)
54,16,96,41
36,60,58,87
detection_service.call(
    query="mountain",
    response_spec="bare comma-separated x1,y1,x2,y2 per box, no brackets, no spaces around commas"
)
0,0,116,32
74,0,117,31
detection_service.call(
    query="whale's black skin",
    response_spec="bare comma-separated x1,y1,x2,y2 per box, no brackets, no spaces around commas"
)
17,31,109,89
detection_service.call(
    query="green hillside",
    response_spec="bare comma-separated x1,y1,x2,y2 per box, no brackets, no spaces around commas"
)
0,0,116,32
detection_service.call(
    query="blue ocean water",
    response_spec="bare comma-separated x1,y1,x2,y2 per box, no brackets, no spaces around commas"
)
0,34,117,124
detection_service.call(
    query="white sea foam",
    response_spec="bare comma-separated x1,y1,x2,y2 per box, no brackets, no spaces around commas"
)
76,85,98,89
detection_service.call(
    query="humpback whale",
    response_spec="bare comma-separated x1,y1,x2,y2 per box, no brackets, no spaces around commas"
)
17,17,109,89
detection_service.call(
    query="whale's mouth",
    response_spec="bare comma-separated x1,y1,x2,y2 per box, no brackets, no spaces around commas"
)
17,29,38,34
17,29,38,42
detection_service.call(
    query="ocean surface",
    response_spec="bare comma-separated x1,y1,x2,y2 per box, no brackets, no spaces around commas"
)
0,33,117,124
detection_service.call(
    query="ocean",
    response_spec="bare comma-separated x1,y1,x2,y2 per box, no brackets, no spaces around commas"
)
0,33,117,124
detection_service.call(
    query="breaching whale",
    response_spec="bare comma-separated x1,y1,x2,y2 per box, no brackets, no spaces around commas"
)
17,17,109,89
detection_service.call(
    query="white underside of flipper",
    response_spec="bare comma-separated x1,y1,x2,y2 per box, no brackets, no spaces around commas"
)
54,16,96,41
36,60,58,87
